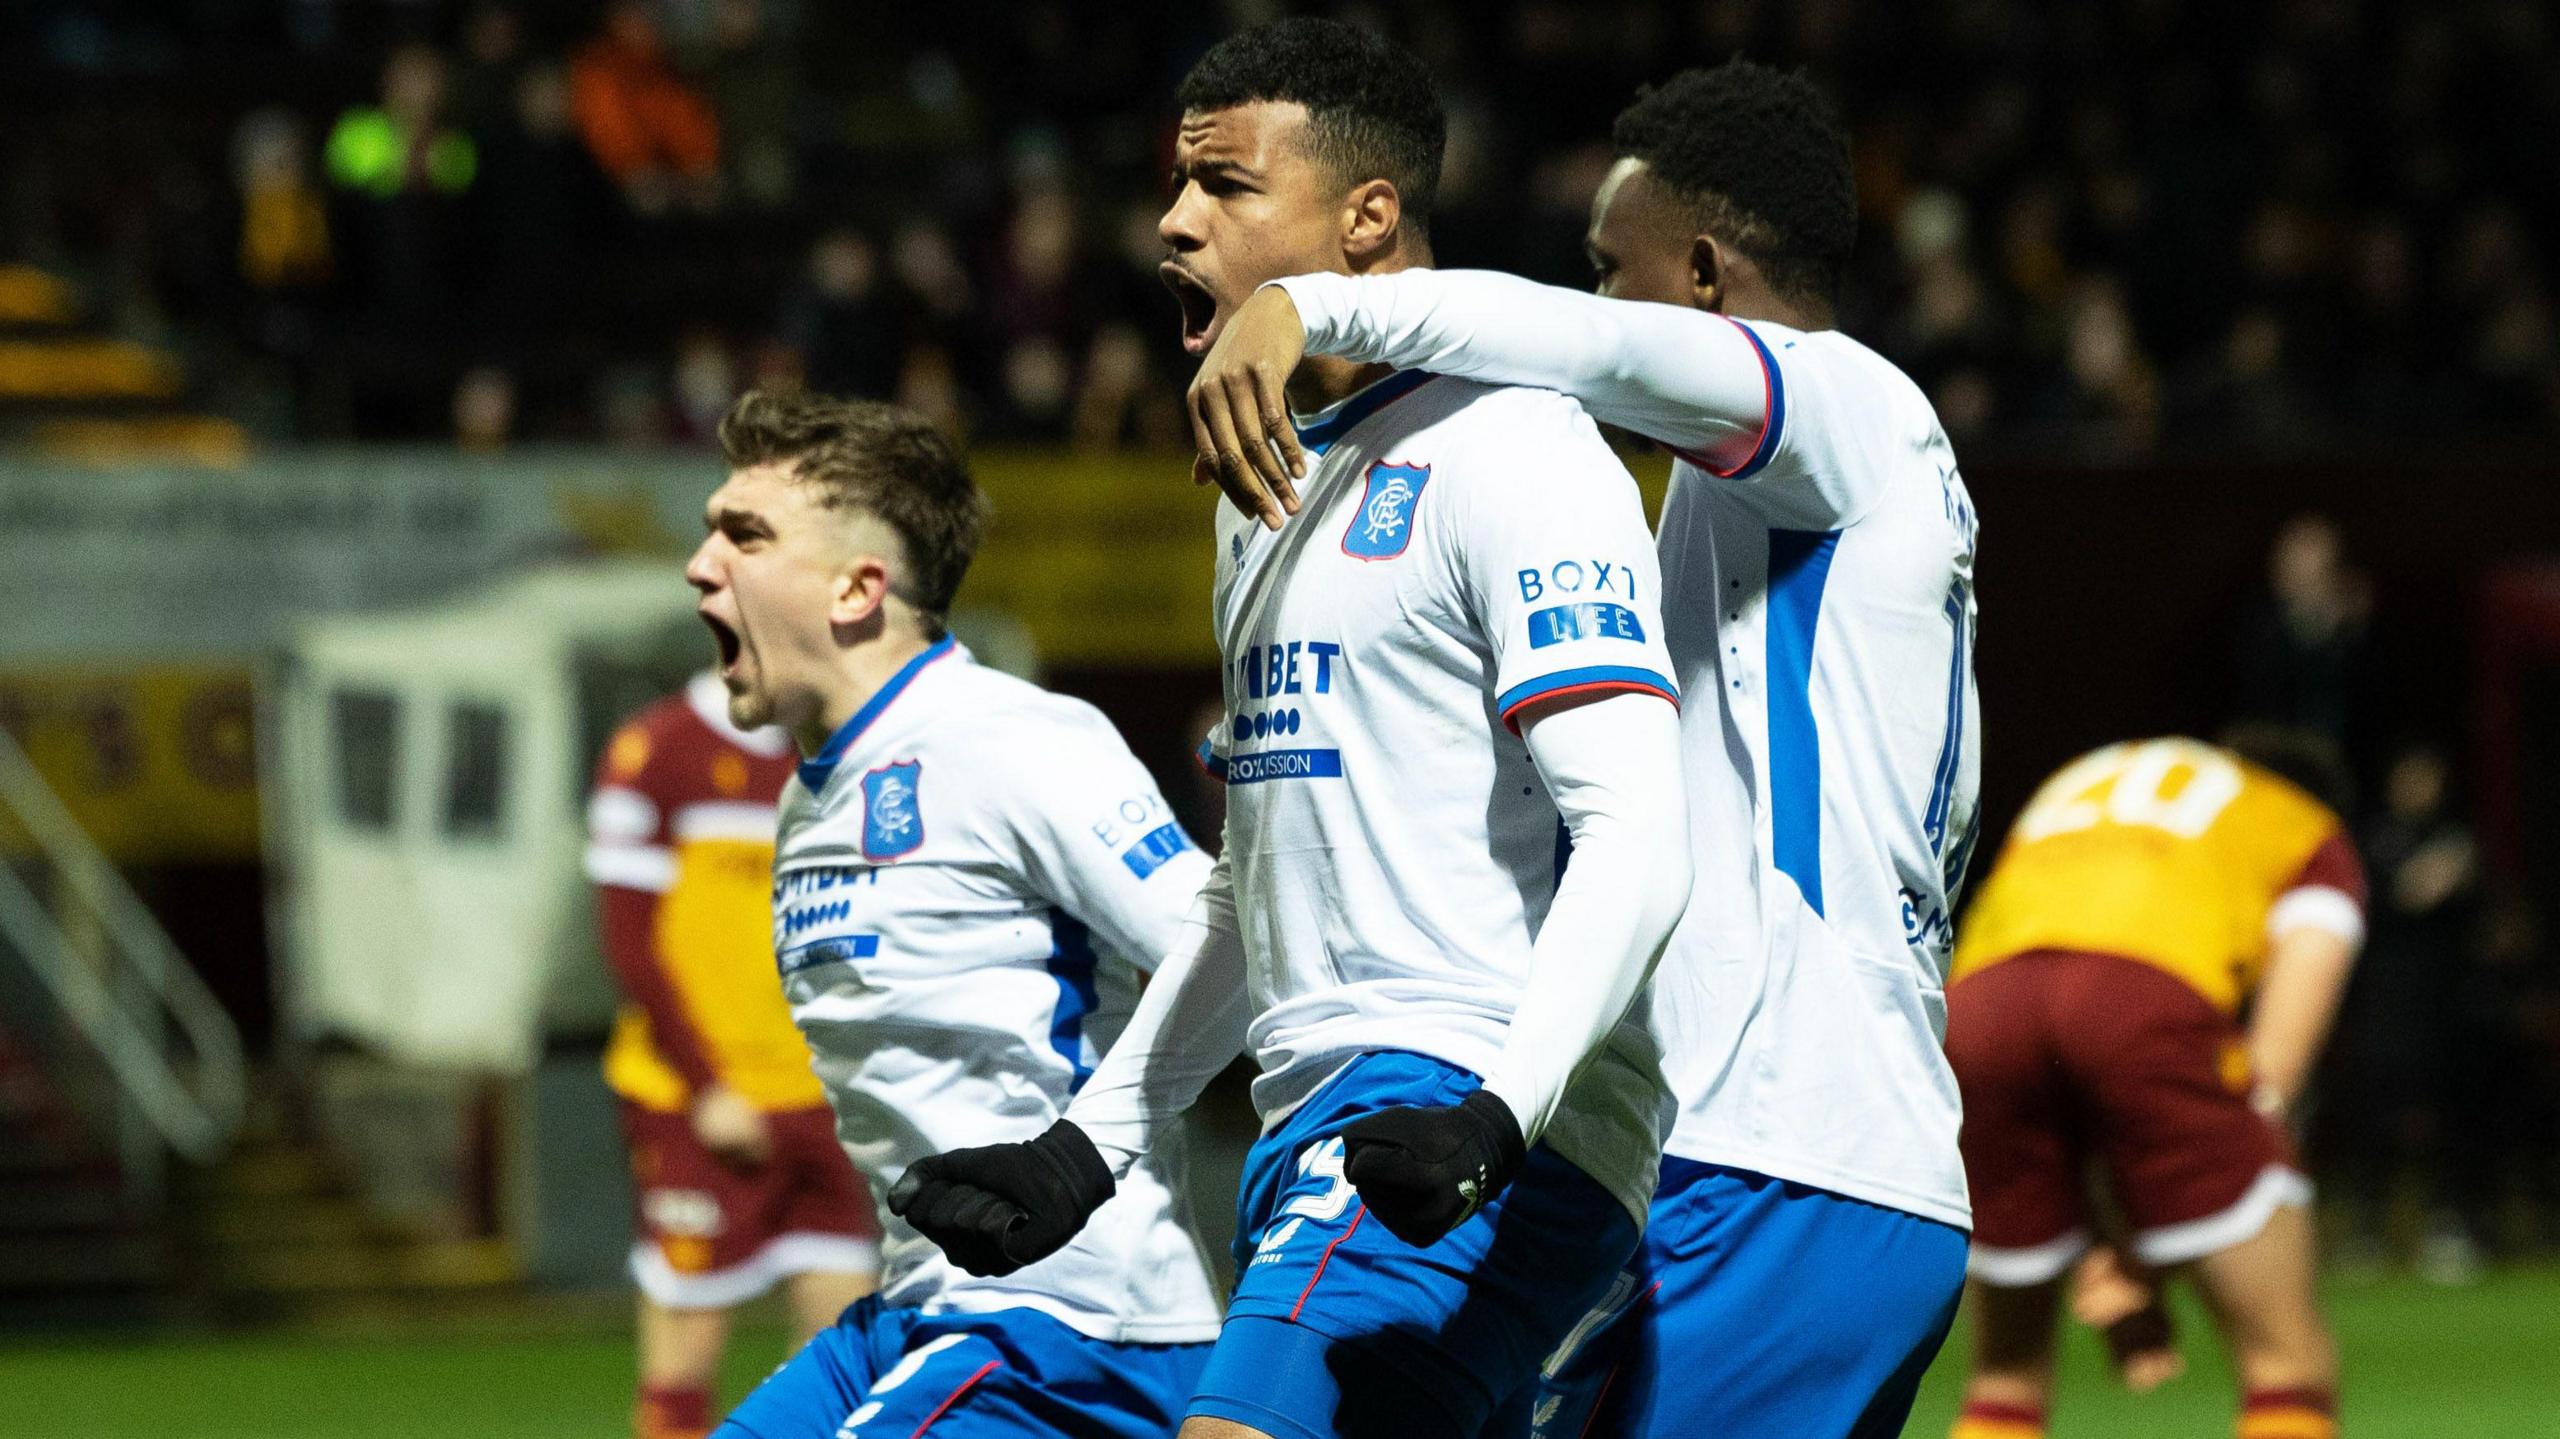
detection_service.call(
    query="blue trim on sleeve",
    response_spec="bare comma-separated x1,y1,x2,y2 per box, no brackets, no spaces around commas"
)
1720,321,1788,480
1494,665,1679,726
1291,370,1435,457
1045,912,1100,1091
1195,736,1228,783
1766,529,1839,917
796,636,957,793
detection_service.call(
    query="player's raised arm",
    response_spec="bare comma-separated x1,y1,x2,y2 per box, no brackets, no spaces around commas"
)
1192,270,1785,520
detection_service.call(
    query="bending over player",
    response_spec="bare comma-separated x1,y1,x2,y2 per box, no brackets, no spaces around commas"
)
1186,60,1978,1439
893,20,1693,1439
688,389,1223,1438
1945,729,2365,1439
589,674,882,1439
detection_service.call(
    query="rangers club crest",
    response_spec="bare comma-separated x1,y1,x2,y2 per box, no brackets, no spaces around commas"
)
1342,460,1431,561
860,760,924,861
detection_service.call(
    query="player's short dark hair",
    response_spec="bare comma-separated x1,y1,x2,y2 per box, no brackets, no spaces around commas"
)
1177,18,1445,238
719,388,987,640
1611,59,1857,310
2219,722,2356,816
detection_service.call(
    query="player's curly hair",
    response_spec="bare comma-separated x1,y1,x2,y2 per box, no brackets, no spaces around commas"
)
719,388,988,640
1177,18,1445,239
1611,59,1858,311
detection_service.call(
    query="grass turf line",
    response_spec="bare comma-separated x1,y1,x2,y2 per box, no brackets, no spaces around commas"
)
0,1269,2555,1438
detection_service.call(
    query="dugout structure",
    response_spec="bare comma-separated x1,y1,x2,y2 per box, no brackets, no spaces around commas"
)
263,560,701,1073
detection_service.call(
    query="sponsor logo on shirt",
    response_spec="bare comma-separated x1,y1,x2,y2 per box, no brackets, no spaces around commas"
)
1250,1215,1305,1266
860,760,924,860
1342,460,1431,561
1526,601,1647,648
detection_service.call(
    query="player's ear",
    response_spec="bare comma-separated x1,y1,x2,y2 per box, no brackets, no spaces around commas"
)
1689,233,1727,313
1342,178,1402,265
828,556,892,632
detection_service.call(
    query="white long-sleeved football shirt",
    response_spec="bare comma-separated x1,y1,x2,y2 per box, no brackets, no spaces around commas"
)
771,639,1224,1342
1073,368,1690,1226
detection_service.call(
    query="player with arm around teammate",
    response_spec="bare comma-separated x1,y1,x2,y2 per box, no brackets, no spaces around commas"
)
686,388,1223,1439
1944,727,2365,1439
1184,60,1979,1439
890,21,1694,1439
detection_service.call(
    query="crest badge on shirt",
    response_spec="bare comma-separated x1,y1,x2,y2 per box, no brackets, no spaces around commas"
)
860,760,925,861
1341,460,1432,561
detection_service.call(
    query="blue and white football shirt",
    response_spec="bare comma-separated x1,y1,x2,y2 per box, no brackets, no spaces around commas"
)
1201,369,1681,1223
772,639,1224,1343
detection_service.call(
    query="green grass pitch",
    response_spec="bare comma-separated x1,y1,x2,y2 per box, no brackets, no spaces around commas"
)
1,1269,2554,1437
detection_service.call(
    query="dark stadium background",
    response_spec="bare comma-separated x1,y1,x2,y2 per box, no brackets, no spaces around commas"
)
2,2,2557,1435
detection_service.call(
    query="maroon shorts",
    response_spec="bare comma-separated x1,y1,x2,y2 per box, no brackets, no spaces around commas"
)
1945,950,2304,1285
619,1101,880,1307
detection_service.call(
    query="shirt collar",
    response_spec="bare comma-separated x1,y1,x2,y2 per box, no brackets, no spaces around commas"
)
797,636,959,793
1291,369,1435,457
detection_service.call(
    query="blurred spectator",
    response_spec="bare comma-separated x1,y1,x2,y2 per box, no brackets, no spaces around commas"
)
233,109,331,295
703,0,799,208
570,0,723,215
470,63,609,339
326,45,477,202
447,4,528,136
669,329,738,444
452,366,518,452
778,228,904,401
325,44,475,317
2235,514,2371,763
2320,744,2483,1279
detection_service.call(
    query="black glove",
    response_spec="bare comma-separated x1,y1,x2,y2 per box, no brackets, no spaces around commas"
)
887,1120,1114,1277
1341,1089,1527,1248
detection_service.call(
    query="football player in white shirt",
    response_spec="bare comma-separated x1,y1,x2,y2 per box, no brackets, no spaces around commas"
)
1183,59,1980,1439
890,20,1693,1439
686,389,1223,1439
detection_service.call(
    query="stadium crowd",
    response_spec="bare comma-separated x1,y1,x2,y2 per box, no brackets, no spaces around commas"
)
4,0,2557,1278
3,0,2557,453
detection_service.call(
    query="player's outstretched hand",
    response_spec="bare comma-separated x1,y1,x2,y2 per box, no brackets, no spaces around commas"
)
1341,1090,1526,1248
1188,284,1309,532
887,1120,1114,1277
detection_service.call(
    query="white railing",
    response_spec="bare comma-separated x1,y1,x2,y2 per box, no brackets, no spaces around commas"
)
0,726,243,1191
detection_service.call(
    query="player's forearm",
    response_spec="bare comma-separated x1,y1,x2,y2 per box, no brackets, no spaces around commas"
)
1065,857,1252,1178
2247,927,2359,1113
1483,695,1691,1145
595,885,722,1093
1268,269,1770,457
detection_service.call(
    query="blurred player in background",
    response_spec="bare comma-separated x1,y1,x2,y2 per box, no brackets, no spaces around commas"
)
893,20,1692,1439
687,389,1222,1439
1945,729,2366,1439
1186,58,1977,1439
587,676,883,1439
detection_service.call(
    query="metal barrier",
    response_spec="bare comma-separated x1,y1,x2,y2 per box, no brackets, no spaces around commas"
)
0,725,243,1197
